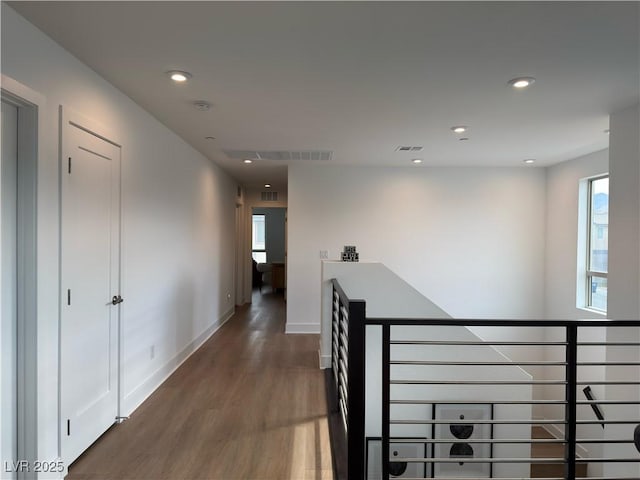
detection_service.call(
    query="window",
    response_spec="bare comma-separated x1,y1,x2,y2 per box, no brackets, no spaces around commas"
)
252,214,266,263
586,176,608,311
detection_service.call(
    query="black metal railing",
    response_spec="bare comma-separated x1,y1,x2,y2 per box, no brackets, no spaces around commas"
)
331,279,366,480
328,279,640,480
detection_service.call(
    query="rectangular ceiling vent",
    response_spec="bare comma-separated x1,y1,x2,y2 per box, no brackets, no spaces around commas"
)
261,191,278,202
223,150,332,161
395,146,423,152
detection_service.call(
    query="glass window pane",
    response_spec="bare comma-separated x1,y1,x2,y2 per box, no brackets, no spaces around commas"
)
252,251,267,264
252,214,265,250
588,276,607,311
589,177,608,273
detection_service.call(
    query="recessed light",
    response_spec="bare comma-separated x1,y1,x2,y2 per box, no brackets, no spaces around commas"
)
264,183,272,188
243,159,253,164
205,136,216,140
459,137,469,141
451,126,468,134
412,158,423,164
167,70,192,83
508,76,536,89
194,101,211,111
523,158,536,164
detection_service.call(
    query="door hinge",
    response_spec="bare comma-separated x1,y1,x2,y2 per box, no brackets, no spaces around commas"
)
67,419,71,436
68,157,72,174
67,289,71,306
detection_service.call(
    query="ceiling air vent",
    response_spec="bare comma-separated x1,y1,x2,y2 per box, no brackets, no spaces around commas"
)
261,191,278,202
223,150,332,161
395,146,423,152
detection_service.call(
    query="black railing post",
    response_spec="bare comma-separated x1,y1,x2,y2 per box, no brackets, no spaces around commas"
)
381,324,391,480
347,299,366,480
565,325,578,480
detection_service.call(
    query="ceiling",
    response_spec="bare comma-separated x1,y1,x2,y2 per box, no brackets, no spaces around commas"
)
9,1,640,189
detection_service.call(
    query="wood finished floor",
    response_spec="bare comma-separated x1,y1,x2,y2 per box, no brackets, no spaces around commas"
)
67,291,333,480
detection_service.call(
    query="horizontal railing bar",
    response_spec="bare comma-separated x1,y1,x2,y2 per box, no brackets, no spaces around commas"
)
338,371,347,391
577,362,640,366
390,360,567,366
367,317,640,327
390,379,567,385
401,478,564,480
389,438,565,444
577,439,635,444
576,458,640,463
339,342,348,360
390,419,566,425
400,478,564,480
338,354,348,370
387,457,565,464
390,340,567,346
339,321,348,338
578,342,640,346
576,400,640,405
399,476,638,480
576,381,640,385
576,420,640,424
389,436,635,444
391,399,567,405
338,384,348,403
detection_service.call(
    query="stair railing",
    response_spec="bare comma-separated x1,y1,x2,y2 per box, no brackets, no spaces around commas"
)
328,278,640,480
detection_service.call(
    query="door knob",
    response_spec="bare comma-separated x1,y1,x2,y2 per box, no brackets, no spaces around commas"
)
111,295,124,305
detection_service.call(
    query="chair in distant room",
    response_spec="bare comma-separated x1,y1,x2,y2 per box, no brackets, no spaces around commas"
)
252,259,263,291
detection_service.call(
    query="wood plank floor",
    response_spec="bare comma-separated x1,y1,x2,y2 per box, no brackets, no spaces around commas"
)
67,291,333,480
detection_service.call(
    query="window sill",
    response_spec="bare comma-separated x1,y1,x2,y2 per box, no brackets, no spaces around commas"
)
577,306,607,317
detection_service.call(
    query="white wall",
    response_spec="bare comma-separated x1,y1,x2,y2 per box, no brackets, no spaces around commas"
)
2,5,237,475
542,149,609,471
604,103,640,478
288,164,547,334
545,149,609,320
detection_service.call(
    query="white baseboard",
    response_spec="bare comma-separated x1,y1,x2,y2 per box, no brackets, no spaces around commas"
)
319,352,331,369
123,307,235,416
285,322,320,334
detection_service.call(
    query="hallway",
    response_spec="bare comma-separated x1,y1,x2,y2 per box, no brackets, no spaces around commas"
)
66,291,333,480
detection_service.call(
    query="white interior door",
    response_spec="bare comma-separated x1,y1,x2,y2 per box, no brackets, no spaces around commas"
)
1,98,19,480
61,116,121,465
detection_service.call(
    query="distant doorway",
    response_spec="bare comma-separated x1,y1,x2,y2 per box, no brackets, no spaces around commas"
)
251,207,287,294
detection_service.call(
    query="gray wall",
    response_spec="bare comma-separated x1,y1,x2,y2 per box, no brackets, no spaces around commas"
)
254,207,286,263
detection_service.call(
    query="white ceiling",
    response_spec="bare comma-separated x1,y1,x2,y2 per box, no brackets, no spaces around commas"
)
10,1,640,189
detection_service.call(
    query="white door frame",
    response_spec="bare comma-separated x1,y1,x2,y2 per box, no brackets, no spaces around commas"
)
58,106,124,462
1,75,44,478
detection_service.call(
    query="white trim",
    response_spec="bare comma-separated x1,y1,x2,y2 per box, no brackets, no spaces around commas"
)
319,352,331,369
285,323,320,334
122,307,235,416
60,105,121,149
1,74,45,479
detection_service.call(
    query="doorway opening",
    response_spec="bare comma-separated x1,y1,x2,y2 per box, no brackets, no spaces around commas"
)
251,207,287,297
1,79,40,479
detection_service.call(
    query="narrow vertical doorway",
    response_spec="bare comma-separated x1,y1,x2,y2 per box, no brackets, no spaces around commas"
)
0,80,39,480
1,95,19,480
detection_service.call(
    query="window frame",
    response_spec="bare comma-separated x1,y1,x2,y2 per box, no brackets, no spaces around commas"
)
251,214,267,263
584,174,608,312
